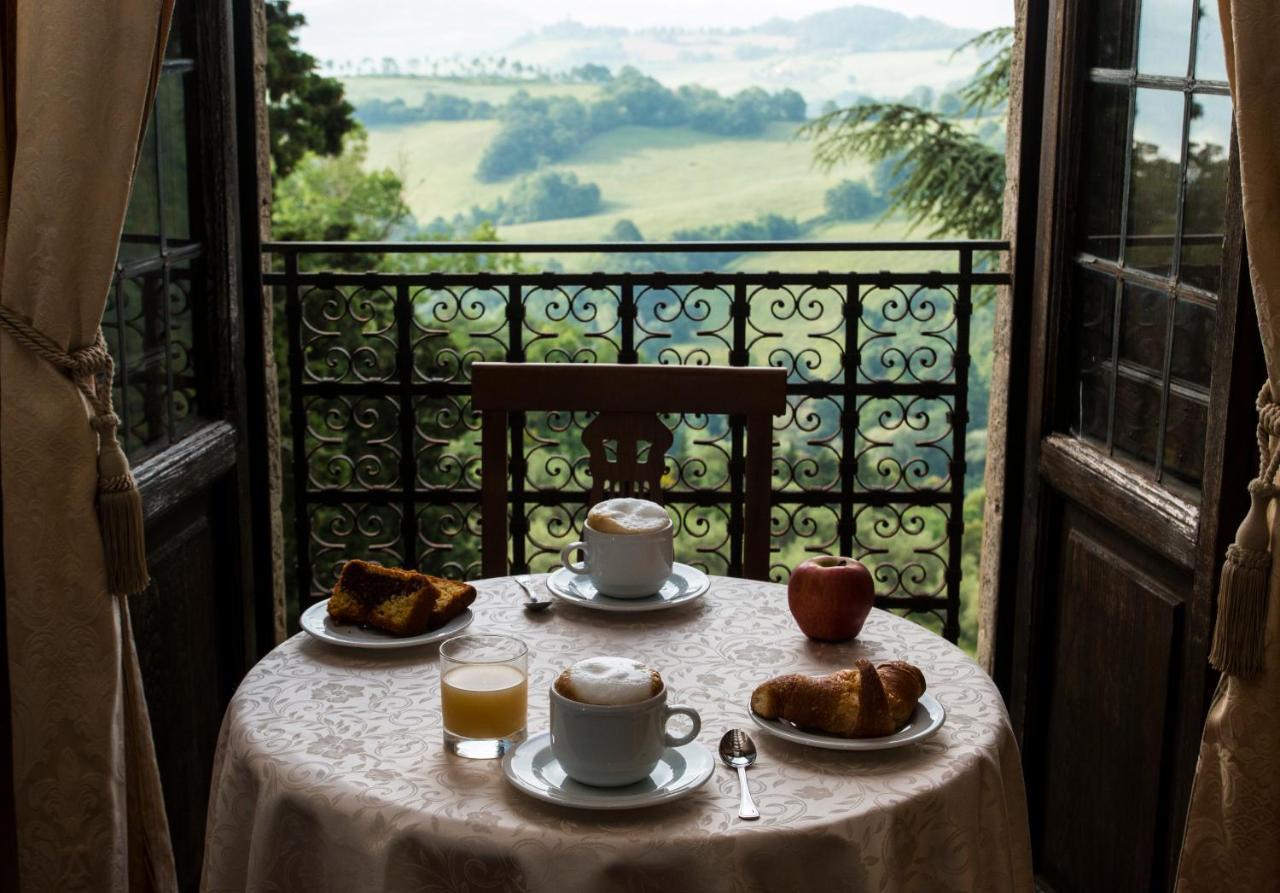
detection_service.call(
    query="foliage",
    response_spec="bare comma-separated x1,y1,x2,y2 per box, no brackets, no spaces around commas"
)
498,172,602,224
672,213,802,242
476,92,593,181
955,27,1015,116
442,171,604,229
355,92,494,127
476,71,809,181
273,133,411,244
604,218,644,241
570,63,613,83
823,179,887,220
800,26,1012,238
663,214,803,269
265,1,356,178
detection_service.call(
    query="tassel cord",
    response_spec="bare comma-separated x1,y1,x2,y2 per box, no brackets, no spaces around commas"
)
1210,382,1280,677
0,303,150,595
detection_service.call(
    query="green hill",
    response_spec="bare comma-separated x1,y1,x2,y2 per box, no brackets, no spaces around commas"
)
362,112,874,247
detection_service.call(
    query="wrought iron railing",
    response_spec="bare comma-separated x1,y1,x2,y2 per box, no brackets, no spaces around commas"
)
264,240,1008,641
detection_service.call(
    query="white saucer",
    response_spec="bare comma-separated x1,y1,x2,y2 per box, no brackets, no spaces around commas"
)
545,563,710,613
749,692,946,751
300,599,474,650
503,731,715,810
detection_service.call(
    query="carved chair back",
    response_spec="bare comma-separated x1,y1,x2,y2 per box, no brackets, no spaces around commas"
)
581,412,675,504
472,363,787,580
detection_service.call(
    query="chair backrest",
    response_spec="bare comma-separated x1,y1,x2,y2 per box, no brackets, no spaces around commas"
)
581,412,674,504
471,363,787,580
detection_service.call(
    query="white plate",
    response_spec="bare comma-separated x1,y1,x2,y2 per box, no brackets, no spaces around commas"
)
300,599,474,650
503,731,715,810
749,692,946,751
545,563,710,613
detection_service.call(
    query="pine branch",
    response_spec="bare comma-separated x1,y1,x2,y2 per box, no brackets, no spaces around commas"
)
800,104,1005,238
954,27,1014,116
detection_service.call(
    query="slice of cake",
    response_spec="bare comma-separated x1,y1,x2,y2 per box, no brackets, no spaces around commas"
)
328,560,476,636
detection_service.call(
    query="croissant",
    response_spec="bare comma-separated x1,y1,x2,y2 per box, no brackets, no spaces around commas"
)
750,659,926,738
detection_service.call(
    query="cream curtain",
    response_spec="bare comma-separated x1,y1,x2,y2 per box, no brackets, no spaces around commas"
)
0,2,176,890
1177,1,1280,889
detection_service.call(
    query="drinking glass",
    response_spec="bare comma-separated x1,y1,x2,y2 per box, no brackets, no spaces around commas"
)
440,634,528,759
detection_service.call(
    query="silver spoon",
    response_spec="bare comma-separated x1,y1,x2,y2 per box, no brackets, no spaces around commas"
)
719,729,760,821
514,575,553,612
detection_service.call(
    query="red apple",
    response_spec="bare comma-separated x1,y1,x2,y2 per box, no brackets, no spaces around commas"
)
787,556,875,642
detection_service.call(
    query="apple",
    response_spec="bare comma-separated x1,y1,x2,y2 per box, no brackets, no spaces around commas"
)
787,556,875,642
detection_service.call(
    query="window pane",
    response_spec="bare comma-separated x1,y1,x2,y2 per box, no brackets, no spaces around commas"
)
120,118,160,263
1068,267,1117,443
1112,283,1168,471
113,270,173,455
1136,0,1194,77
1180,93,1231,291
1164,390,1209,485
1169,297,1215,388
1194,0,1227,81
1088,0,1138,69
1112,374,1163,469
1126,88,1184,276
169,260,200,438
1118,282,1168,375
1077,83,1131,261
158,71,192,243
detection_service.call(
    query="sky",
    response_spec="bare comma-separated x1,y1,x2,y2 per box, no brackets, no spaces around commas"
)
288,0,1015,63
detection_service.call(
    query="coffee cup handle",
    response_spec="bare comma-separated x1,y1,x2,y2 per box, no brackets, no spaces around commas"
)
560,541,590,574
662,704,701,747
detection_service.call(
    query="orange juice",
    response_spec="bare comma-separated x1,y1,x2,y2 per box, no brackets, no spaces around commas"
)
441,664,528,738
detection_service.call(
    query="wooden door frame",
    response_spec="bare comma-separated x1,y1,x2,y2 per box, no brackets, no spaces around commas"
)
994,0,1263,883
230,0,278,660
988,0,1053,696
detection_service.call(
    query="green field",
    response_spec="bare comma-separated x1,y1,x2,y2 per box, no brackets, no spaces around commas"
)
350,74,984,276
364,118,871,240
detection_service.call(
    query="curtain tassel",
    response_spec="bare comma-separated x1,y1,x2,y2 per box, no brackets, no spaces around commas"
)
1209,382,1280,678
0,305,150,595
93,413,150,596
1210,483,1272,676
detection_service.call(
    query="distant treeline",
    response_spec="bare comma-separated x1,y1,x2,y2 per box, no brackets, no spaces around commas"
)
478,67,806,181
432,171,603,231
355,92,495,126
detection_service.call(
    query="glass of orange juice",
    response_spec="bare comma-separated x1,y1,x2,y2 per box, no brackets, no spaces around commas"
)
440,634,528,758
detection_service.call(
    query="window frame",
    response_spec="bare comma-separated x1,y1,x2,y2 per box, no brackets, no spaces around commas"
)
1059,0,1234,493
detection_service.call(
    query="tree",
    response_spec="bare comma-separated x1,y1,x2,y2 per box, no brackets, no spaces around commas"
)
498,172,602,224
604,219,643,241
823,180,885,220
271,132,413,264
800,27,1012,238
265,1,356,179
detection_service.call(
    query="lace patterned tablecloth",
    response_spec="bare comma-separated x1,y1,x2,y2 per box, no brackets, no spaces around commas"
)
202,575,1033,892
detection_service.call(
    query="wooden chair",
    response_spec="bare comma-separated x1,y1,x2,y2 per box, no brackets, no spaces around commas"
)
472,363,787,580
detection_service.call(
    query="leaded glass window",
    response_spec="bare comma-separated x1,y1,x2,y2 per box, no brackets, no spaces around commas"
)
104,6,204,460
1068,0,1231,490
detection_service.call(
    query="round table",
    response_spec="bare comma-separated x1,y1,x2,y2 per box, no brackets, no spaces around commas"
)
202,575,1032,892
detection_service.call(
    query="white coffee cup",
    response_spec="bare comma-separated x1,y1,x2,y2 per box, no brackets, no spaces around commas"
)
559,517,674,597
549,682,700,787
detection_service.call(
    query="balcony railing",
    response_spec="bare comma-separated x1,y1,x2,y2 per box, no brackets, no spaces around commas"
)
264,240,1009,641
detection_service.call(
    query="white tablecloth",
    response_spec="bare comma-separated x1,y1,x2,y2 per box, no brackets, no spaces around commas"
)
202,575,1033,892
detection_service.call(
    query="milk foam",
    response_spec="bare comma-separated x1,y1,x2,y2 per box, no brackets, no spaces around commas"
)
586,498,671,536
555,656,663,705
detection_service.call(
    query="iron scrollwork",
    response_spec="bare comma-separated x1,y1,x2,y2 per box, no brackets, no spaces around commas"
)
270,245,1004,643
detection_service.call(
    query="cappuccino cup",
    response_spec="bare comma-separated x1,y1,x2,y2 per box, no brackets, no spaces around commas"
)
559,498,674,597
550,657,701,787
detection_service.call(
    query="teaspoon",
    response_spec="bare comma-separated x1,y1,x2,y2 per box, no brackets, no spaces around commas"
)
514,575,553,612
718,729,760,820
